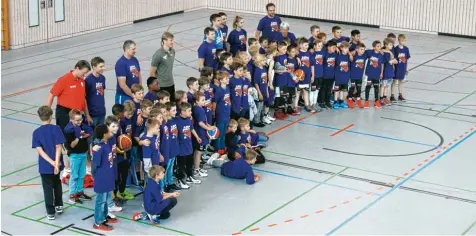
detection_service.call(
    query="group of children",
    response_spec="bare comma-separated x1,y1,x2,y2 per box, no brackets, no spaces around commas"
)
32,13,411,232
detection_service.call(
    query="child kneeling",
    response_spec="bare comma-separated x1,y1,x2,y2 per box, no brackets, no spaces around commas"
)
133,165,179,225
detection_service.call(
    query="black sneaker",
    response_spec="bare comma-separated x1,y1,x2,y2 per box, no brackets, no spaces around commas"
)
46,213,55,220
254,122,265,128
325,103,332,109
69,195,83,204
164,185,174,193
398,95,406,102
390,95,397,103
77,192,92,201
55,206,63,214
170,183,182,191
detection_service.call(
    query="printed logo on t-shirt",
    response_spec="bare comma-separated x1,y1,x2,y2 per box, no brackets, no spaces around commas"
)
164,126,169,139
183,126,192,139
355,59,365,69
96,82,104,96
125,124,132,136
212,48,217,59
239,35,247,45
108,151,113,168
111,144,117,159
370,57,379,68
205,98,212,112
224,93,231,106
243,84,249,97
261,73,268,83
315,54,323,65
398,53,407,63
339,61,349,72
170,124,178,139
155,137,160,150
287,63,296,72
234,85,243,97
271,21,279,32
327,57,336,68
130,66,140,78
300,56,310,67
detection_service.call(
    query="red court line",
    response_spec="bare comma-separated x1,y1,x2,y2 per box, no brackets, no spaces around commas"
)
266,113,316,136
1,183,41,188
1,43,201,99
330,124,355,137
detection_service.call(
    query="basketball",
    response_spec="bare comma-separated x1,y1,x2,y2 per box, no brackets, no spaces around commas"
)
206,127,220,140
118,134,132,151
295,69,305,81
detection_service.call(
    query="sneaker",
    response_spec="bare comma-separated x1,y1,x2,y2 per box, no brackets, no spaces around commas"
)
115,192,125,200
325,103,332,109
147,213,160,225
77,192,92,201
266,114,276,121
390,95,397,103
106,213,118,223
194,169,208,177
339,102,349,109
108,204,122,212
314,104,323,112
55,206,63,214
169,183,182,191
333,103,340,109
199,168,208,173
132,212,149,221
69,194,83,204
46,213,55,220
187,176,201,184
120,191,134,200
398,95,406,102
178,179,190,189
124,189,134,198
356,99,364,108
384,98,391,106
347,99,354,109
380,99,386,107
207,153,220,165
254,122,265,127
262,116,272,124
364,100,370,108
374,100,382,108
93,222,114,231
164,185,174,193
304,106,315,113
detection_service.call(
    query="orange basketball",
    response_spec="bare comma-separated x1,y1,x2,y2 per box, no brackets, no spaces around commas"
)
295,69,305,81
117,134,132,151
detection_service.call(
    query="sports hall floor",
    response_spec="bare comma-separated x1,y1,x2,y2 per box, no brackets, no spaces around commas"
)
1,9,476,235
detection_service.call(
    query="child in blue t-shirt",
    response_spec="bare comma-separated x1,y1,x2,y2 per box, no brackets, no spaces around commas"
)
164,102,183,190
176,103,202,186
364,40,385,108
32,106,65,220
142,119,161,178
312,39,326,109
348,43,367,109
318,41,337,109
333,42,353,109
144,77,160,105
221,147,260,185
296,39,316,113
92,124,117,231
213,71,232,154
85,57,106,128
381,38,398,106
391,34,411,102
192,92,216,178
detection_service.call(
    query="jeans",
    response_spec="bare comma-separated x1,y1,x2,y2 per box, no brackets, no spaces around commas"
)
107,191,114,209
69,153,87,195
41,173,63,215
115,93,132,105
94,192,111,224
165,157,176,185
214,122,228,150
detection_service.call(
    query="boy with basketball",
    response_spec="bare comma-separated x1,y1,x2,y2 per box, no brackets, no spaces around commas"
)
333,42,352,109
116,102,136,199
33,106,65,220
212,71,231,155
92,124,117,231
296,38,316,113
176,103,202,186
186,77,199,105
85,57,106,127
199,77,213,127
364,40,384,108
145,77,160,104
221,148,260,185
348,43,367,109
391,34,410,102
64,109,93,204
192,92,216,178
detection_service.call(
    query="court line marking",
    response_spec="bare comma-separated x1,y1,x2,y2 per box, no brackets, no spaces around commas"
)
326,126,476,235
462,219,476,235
11,213,87,235
1,183,41,188
330,124,354,137
436,90,476,116
267,114,316,136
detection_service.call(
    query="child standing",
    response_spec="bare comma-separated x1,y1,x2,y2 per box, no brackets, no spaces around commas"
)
348,43,367,109
213,71,231,154
228,16,247,56
333,42,352,109
145,77,160,104
391,34,411,102
117,101,135,199
133,99,153,185
296,39,316,113
381,38,398,106
221,148,260,185
319,41,337,109
364,40,384,108
157,90,171,105
308,25,320,52
64,109,93,204
219,52,234,77
142,119,161,176
273,41,291,119
252,54,271,125
186,77,199,105
192,92,216,178
165,102,184,190
285,45,299,115
229,62,245,120
85,57,106,127
104,116,123,212
312,39,325,109
349,30,361,52
92,124,117,231
258,36,269,55
33,106,65,220
176,103,202,186
199,77,213,126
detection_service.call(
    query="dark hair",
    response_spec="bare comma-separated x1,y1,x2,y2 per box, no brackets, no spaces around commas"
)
186,77,198,88
248,38,258,46
112,104,124,116
266,3,275,10
218,52,232,70
105,115,119,127
194,91,205,101
158,90,170,100
37,105,53,121
259,36,268,44
74,60,91,71
200,67,213,77
180,102,192,111
351,30,361,37
287,44,297,53
230,62,245,72
147,76,158,87
199,76,210,87
165,101,176,111
326,40,337,47
217,12,227,17
332,26,342,33
356,42,366,49
123,40,136,51
204,27,215,36
299,37,309,44
372,40,381,48
387,33,396,38
210,13,220,23
278,41,288,48
91,57,104,68
310,25,320,32
95,124,109,140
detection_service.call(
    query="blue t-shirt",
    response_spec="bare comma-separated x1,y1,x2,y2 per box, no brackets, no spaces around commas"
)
309,36,318,49
134,115,148,140
120,117,133,137
220,66,234,78
297,51,315,85
286,57,299,87
349,41,360,52
107,131,120,179
192,106,209,146
85,73,106,117
221,158,255,185
32,124,65,174
203,27,224,50
259,47,266,55
198,41,218,69
221,25,229,50
176,116,193,156
323,52,337,79
335,53,351,85
330,36,350,47
257,15,282,41
203,91,213,124
210,83,218,101
229,77,244,114
159,122,170,164
242,78,251,110
275,32,297,46
313,49,326,78
187,91,194,105
142,135,161,165
167,118,179,158
115,56,141,96
393,46,411,79
274,54,289,87
228,29,247,56
383,51,395,79
365,50,384,79
253,66,269,99
92,142,115,193
144,177,170,215
214,86,231,124
237,132,251,145
351,53,366,80
144,91,158,105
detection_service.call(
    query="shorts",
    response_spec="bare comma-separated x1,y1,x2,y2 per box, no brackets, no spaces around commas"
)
311,77,323,91
193,139,207,151
350,79,362,87
366,78,380,86
382,78,393,87
333,84,348,92
297,83,310,90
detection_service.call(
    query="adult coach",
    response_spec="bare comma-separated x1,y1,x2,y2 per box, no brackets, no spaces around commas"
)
255,3,282,42
150,32,176,101
115,40,143,104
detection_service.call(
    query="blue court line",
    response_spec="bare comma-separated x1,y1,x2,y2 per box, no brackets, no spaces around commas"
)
1,116,41,126
297,121,439,148
326,128,476,235
253,167,381,196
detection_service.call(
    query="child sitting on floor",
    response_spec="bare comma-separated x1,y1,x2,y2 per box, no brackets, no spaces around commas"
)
220,148,260,185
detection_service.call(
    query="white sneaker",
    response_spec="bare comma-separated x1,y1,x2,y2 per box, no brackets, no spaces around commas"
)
107,212,116,219
207,153,220,165
199,168,208,173
62,168,71,177
108,205,122,212
267,114,276,121
178,179,190,189
187,176,201,184
262,116,272,124
194,169,208,177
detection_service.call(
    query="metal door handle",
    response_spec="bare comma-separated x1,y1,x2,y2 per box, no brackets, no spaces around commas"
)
48,0,53,8
40,0,46,9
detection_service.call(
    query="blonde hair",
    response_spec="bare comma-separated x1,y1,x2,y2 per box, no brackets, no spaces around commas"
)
131,84,144,94
228,119,238,128
340,41,350,49
398,34,406,40
253,54,266,67
244,148,258,161
148,165,165,179
248,45,259,57
238,118,250,127
123,100,135,113
232,15,244,29
140,99,153,110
